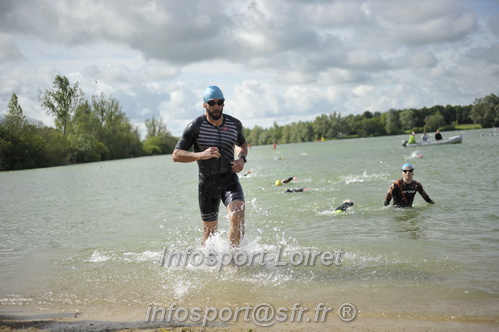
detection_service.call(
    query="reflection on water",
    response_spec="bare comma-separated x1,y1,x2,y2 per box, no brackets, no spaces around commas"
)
391,208,428,240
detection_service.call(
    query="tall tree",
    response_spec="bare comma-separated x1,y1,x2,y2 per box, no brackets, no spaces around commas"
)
39,75,85,142
95,94,141,159
313,114,331,140
329,112,345,138
399,109,415,131
249,125,264,145
471,93,499,128
68,101,108,162
142,115,176,155
424,111,445,131
5,93,27,139
145,115,169,139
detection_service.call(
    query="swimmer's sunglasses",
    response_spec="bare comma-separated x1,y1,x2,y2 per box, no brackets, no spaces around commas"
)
402,169,414,173
206,99,225,106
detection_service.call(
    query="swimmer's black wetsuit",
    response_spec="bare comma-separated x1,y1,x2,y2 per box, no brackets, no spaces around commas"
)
384,179,434,207
175,114,246,221
284,188,306,193
335,201,354,212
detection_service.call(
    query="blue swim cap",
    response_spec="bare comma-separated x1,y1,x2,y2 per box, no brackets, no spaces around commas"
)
203,85,224,102
401,163,414,170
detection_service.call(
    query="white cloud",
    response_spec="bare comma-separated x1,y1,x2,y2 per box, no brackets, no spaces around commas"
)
0,0,498,136
0,33,23,62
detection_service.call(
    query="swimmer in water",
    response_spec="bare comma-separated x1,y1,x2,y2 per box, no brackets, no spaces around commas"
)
384,163,434,207
274,177,298,186
284,188,310,193
334,199,354,212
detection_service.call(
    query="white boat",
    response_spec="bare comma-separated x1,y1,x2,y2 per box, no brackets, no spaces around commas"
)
402,135,463,147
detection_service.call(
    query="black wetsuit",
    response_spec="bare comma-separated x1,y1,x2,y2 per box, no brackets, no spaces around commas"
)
175,114,246,221
284,188,306,193
384,179,434,207
335,201,354,212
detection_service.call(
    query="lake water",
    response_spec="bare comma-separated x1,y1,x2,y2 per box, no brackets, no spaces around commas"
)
1,129,498,329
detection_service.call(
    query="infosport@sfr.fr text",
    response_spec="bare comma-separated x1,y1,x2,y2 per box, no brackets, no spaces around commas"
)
145,302,357,327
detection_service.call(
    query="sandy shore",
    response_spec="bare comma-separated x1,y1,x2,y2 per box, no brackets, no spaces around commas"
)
1,308,498,332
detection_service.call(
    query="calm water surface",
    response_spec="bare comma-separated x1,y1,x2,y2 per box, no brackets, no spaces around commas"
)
1,129,498,323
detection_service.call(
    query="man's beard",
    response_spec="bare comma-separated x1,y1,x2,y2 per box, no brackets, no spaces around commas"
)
207,108,223,120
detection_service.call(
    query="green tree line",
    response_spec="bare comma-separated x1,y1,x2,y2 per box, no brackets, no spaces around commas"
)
0,75,177,171
1,74,498,171
245,93,499,145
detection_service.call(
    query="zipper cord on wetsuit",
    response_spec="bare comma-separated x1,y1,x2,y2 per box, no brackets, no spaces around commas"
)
397,180,410,206
217,125,222,179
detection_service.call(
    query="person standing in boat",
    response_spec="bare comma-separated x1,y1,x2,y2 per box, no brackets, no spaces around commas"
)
384,163,434,207
435,130,443,141
408,132,416,144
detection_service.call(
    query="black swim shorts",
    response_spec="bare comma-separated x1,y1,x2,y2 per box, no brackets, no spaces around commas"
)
198,172,245,221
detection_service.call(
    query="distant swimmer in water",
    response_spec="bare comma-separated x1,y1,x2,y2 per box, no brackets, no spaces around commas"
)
282,176,297,183
284,188,310,193
334,199,354,212
274,177,298,186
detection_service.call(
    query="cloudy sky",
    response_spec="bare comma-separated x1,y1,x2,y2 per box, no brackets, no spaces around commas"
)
1,0,498,137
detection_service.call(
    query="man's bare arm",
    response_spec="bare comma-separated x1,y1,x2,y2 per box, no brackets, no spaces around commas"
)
172,147,221,163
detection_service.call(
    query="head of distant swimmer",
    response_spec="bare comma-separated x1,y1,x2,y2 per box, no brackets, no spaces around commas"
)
203,85,225,121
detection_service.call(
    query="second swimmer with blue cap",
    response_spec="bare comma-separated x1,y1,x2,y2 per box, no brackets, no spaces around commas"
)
383,163,434,207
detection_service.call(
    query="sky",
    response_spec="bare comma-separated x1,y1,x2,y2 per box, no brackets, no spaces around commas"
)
1,0,498,137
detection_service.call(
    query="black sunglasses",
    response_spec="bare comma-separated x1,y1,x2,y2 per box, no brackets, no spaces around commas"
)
206,99,225,106
402,169,414,173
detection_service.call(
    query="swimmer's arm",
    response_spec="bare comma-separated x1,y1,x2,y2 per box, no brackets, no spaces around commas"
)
383,184,394,206
418,185,434,204
172,147,220,163
231,142,248,173
235,142,248,161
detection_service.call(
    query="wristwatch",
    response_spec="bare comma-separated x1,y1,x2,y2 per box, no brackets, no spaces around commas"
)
240,155,247,163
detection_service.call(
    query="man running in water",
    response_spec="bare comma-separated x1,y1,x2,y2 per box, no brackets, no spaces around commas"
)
173,86,248,247
384,163,434,207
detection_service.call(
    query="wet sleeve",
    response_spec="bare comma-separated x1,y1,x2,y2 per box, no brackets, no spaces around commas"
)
235,118,246,146
175,120,198,151
384,184,394,206
336,201,354,211
418,184,434,204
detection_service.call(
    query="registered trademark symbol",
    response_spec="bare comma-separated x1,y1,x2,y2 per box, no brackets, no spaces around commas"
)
338,303,357,322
